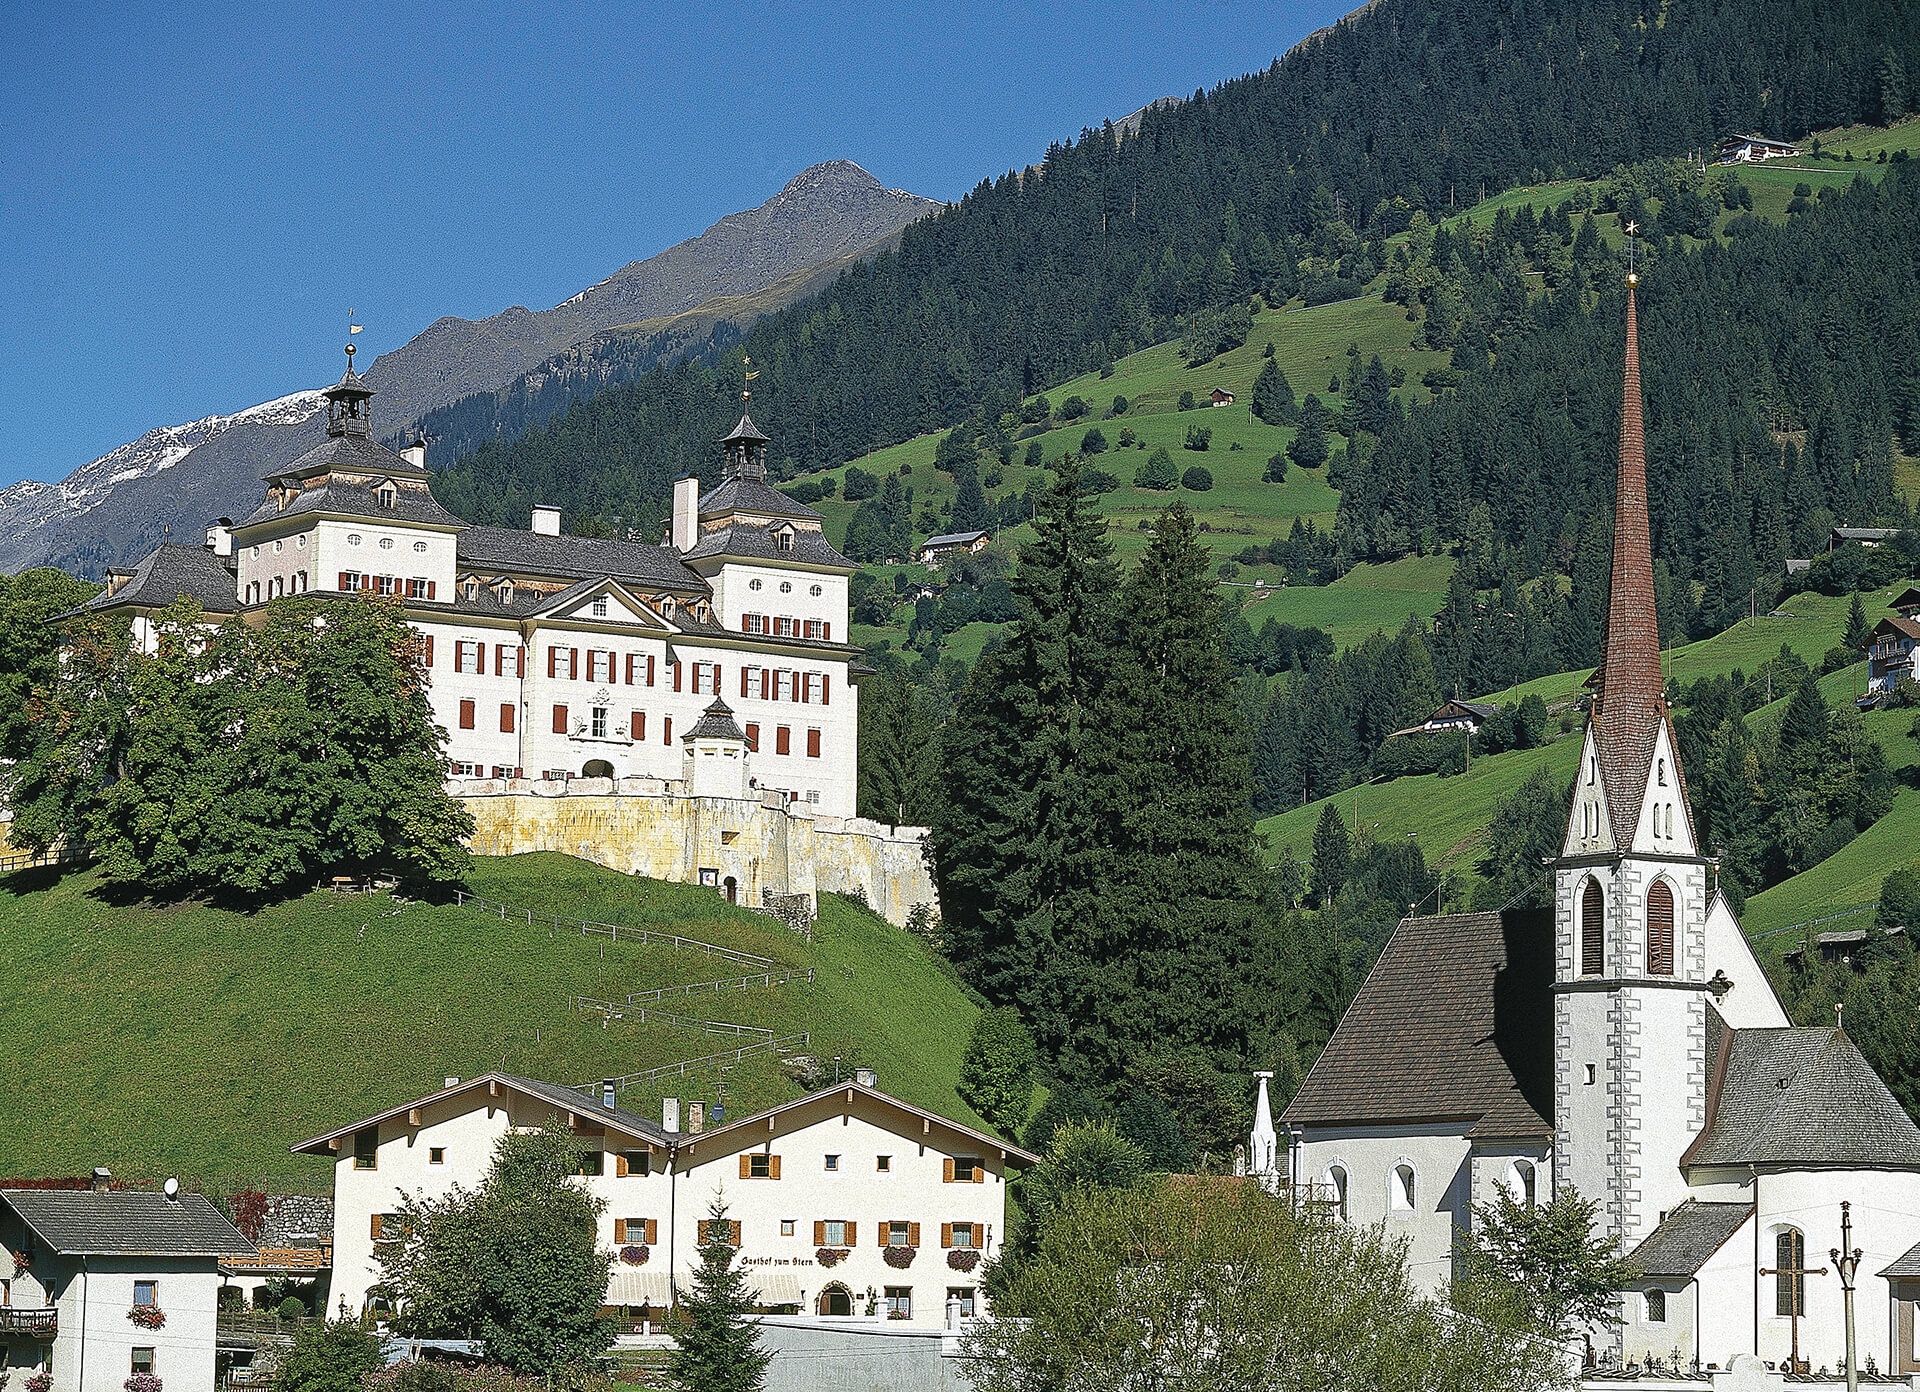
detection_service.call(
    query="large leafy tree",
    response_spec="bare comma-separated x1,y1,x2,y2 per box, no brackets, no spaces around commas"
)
667,1197,773,1392
0,568,97,765
1457,1186,1640,1340
957,1005,1038,1139
378,1126,613,1375
271,1319,384,1392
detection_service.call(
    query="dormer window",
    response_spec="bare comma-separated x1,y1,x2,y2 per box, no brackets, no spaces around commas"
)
497,579,514,603
661,597,676,618
376,484,397,510
777,531,795,553
591,596,609,618
463,578,479,602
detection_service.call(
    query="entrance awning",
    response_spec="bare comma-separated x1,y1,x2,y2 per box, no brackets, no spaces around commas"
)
605,1270,671,1307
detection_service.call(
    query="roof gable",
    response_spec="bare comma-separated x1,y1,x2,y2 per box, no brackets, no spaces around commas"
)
1624,1201,1752,1277
289,1072,671,1154
1281,910,1554,1137
674,1082,1038,1166
532,578,678,630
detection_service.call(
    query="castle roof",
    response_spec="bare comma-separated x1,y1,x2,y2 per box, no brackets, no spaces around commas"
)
1682,1025,1920,1170
682,518,851,569
457,526,705,590
76,544,238,617
683,697,747,743
696,475,822,524
1281,910,1554,1139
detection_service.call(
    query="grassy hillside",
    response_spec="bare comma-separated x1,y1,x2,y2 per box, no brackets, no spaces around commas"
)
1256,582,1920,931
0,853,984,1190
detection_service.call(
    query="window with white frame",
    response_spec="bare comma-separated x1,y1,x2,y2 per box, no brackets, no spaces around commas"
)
456,641,480,674
773,616,799,638
822,1219,850,1246
804,618,826,639
587,650,611,684
375,575,396,596
1326,1165,1348,1221
591,708,609,738
883,1286,911,1318
591,596,608,618
693,662,719,695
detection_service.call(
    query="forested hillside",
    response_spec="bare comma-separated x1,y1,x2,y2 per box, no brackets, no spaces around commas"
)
427,0,1920,532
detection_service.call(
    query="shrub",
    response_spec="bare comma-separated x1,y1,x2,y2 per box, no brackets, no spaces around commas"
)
278,1296,307,1321
1177,390,1196,411
842,466,878,501
1056,395,1089,422
1264,452,1288,483
1181,466,1214,491
1182,426,1212,452
1080,428,1108,455
1110,395,1128,416
1116,426,1135,448
1301,277,1365,306
1134,449,1178,490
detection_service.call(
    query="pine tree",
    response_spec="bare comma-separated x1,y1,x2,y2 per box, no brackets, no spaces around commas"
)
1251,358,1297,424
953,463,991,531
668,1198,772,1392
1287,394,1331,469
1310,802,1351,906
1843,592,1871,650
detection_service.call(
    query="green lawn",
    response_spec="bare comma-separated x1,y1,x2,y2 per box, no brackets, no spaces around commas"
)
1242,554,1455,651
0,853,984,1190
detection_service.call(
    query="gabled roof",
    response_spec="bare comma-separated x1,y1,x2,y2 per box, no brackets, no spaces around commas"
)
697,476,821,523
683,697,747,742
675,1081,1039,1167
681,521,853,570
1832,527,1901,542
1889,586,1920,615
1880,1237,1920,1279
921,530,990,550
1,1188,254,1259
1870,615,1920,644
457,526,705,591
1624,1201,1752,1278
289,1072,672,1155
75,544,237,617
1682,1026,1920,1170
235,436,454,529
1281,910,1554,1138
522,576,678,630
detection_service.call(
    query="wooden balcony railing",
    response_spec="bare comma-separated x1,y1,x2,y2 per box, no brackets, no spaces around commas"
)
0,1307,58,1338
222,1246,331,1271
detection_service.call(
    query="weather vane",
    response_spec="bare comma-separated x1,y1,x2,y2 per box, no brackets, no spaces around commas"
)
346,308,364,368
1624,221,1638,286
742,354,758,405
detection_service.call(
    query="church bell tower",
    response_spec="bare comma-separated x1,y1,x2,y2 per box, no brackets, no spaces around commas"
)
1552,272,1712,1256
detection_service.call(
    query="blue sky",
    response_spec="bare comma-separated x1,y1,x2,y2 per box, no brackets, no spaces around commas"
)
3,0,1351,484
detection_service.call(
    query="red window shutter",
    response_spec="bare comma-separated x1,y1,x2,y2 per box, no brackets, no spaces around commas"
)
800,673,811,705
672,662,682,692
822,674,831,705
714,663,723,694
760,669,769,699
626,654,635,685
548,647,559,679
362,574,372,591
741,667,750,698
776,726,791,756
569,648,579,680
459,700,475,730
663,716,672,745
1581,880,1604,975
742,614,751,632
516,646,525,678
823,622,831,641
807,728,821,758
428,580,436,600
744,723,758,752
553,704,569,735
647,654,656,686
424,636,434,667
500,703,515,733
338,571,350,590
631,710,645,741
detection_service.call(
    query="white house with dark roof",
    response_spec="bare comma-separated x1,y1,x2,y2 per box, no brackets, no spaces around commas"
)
292,1072,1035,1331
1276,280,1920,1379
0,1176,254,1392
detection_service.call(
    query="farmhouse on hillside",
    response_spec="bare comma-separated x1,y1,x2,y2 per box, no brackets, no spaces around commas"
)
1391,697,1500,738
1208,387,1235,406
915,529,991,567
0,1174,255,1392
293,1072,1033,1332
1266,275,1920,1378
1715,134,1800,163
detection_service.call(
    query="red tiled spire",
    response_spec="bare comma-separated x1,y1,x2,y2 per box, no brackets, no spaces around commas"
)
1593,279,1666,836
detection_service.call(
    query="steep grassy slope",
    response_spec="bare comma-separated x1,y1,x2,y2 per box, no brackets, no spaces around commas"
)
0,853,983,1190
1256,583,1920,926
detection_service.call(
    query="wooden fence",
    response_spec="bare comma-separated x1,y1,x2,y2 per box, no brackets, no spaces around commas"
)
582,1033,812,1093
451,890,772,968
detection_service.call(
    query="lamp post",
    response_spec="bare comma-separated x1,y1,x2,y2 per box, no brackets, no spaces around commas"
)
1831,1200,1862,1392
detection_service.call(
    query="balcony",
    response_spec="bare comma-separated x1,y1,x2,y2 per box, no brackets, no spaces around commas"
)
220,1245,332,1273
0,1307,58,1338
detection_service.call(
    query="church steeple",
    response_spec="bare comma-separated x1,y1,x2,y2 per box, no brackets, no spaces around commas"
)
719,357,769,481
323,342,375,440
1590,274,1668,835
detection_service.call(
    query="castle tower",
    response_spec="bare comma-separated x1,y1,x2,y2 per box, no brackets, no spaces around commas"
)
1552,275,1710,1255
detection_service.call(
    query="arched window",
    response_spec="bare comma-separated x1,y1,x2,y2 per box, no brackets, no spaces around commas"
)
1326,1165,1348,1221
1775,1228,1806,1316
1647,881,1675,976
1657,757,1668,787
1581,879,1604,976
1390,1163,1416,1212
1507,1159,1536,1209
1645,1289,1666,1323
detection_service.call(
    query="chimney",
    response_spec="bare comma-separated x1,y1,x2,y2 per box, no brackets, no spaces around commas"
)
601,1078,617,1110
530,505,561,537
90,1167,111,1193
854,1068,877,1090
662,1097,680,1134
205,519,233,557
402,438,428,470
687,1100,706,1134
672,476,699,553
443,1076,461,1089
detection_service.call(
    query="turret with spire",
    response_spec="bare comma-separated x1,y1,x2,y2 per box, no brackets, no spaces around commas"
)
323,342,375,440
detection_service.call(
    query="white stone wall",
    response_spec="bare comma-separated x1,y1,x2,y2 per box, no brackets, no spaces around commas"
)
1292,1124,1473,1295
707,563,847,638
51,1258,220,1392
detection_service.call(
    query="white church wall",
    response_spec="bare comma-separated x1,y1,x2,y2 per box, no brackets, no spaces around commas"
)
1620,1278,1698,1371
1701,894,1789,1029
1694,1214,1758,1372
1295,1124,1472,1294
1628,722,1696,856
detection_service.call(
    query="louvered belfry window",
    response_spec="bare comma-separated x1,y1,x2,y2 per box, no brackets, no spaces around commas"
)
1647,881,1675,976
1581,880,1604,976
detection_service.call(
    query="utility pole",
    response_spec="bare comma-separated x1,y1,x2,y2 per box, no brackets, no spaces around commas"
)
1832,1200,1862,1392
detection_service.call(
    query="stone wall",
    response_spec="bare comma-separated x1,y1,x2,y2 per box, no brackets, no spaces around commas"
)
454,779,937,928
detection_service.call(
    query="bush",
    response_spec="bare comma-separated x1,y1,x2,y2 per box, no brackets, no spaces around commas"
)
842,466,878,501
1080,428,1108,455
1182,426,1211,452
1181,466,1214,491
1134,448,1179,491
1301,277,1366,307
278,1296,307,1320
1110,395,1128,416
1821,645,1859,674
1056,395,1089,422
1264,452,1288,483
1116,426,1135,448
1177,390,1196,411
781,479,824,505
1020,395,1050,424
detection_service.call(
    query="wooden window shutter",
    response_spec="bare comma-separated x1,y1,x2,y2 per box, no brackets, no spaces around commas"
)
807,728,821,758
424,636,434,667
615,1155,628,1179
844,1222,855,1247
776,726,790,756
553,704,569,735
814,1220,826,1246
741,667,750,698
672,661,682,692
458,699,475,730
1648,881,1675,976
760,669,769,699
645,1219,658,1245
741,614,751,632
714,663,723,693
878,1223,890,1247
941,1223,953,1249
516,646,525,677
615,1218,628,1242
427,580,437,600
647,654,655,686
745,723,758,752
730,1221,741,1245
740,1155,751,1179
769,1154,781,1179
625,653,635,685
943,1158,955,1184
632,710,645,741
1581,880,1604,976
548,647,559,679
569,648,579,680
823,622,830,642
663,716,672,744
822,673,830,705
696,1220,706,1244
370,1214,383,1239
908,1222,920,1247
975,1164,986,1183
338,571,350,590
500,703,515,733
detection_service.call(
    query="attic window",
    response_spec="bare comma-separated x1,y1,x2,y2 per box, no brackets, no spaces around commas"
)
497,579,514,602
661,597,676,618
776,529,794,553
463,579,479,602
592,596,609,618
377,485,397,510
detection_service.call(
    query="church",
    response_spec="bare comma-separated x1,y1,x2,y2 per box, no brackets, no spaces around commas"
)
1270,276,1920,1376
76,356,865,820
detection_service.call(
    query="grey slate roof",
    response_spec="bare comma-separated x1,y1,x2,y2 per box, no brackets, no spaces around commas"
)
289,1071,671,1154
235,437,455,529
681,521,853,570
683,698,747,742
1623,1201,1752,1278
921,530,990,550
78,544,237,616
697,475,821,522
1,1189,253,1258
1281,910,1555,1138
1682,1026,1920,1170
458,527,705,590
1879,1237,1920,1279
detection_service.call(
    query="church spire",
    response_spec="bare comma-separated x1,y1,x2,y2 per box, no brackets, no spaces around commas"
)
1591,273,1667,830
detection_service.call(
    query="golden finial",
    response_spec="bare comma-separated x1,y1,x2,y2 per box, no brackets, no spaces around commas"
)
1624,220,1639,286
742,355,758,404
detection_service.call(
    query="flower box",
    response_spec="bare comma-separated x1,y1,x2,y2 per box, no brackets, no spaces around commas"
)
620,1245,649,1266
882,1245,916,1269
128,1305,167,1330
946,1248,981,1272
815,1247,847,1268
